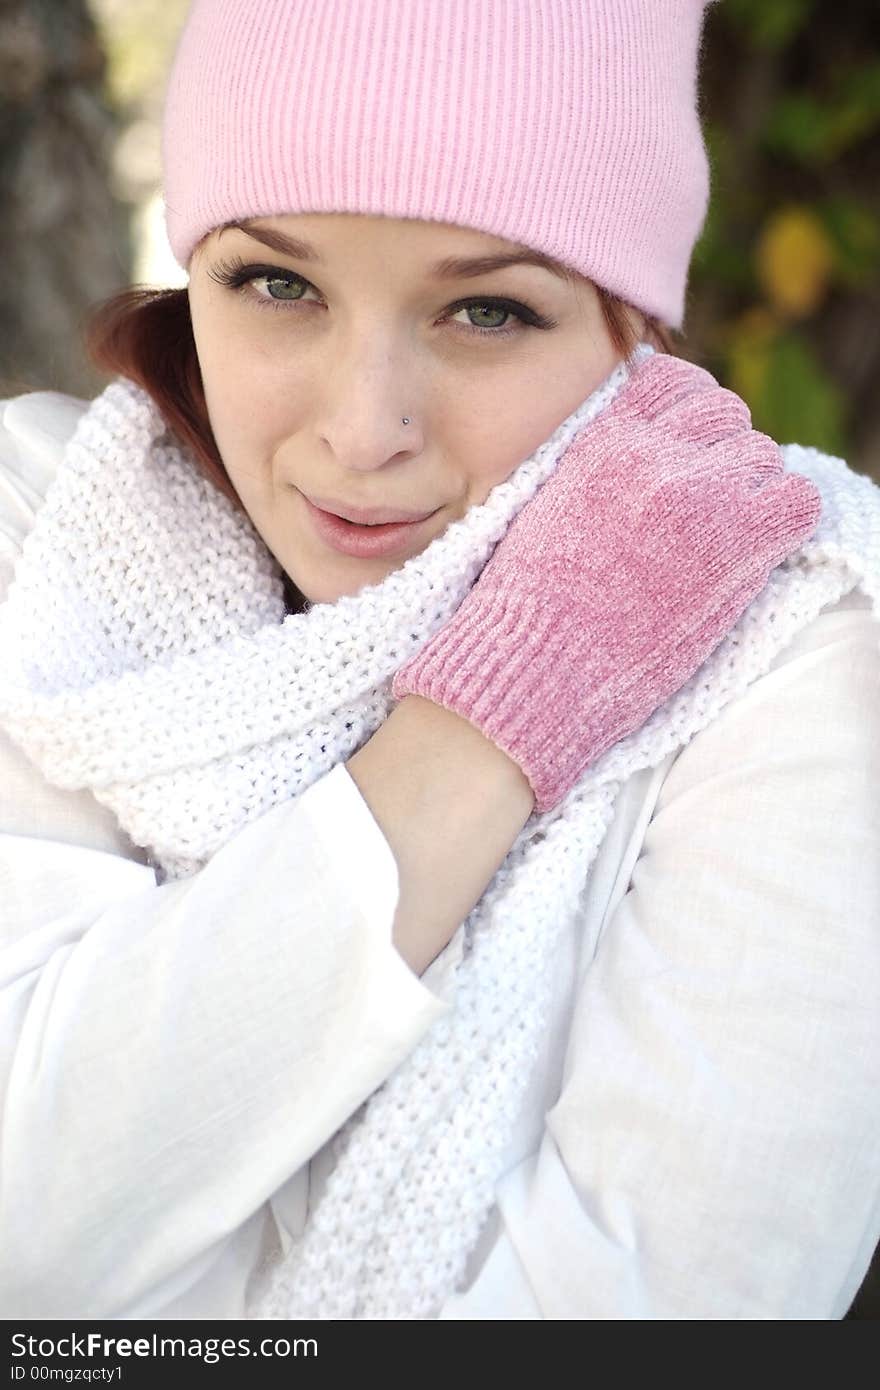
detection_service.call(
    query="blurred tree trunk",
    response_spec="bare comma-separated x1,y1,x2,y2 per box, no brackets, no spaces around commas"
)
0,0,130,401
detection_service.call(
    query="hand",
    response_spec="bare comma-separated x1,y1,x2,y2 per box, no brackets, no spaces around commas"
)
391,352,822,813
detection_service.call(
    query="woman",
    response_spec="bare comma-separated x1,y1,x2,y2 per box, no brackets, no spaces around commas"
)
1,0,879,1320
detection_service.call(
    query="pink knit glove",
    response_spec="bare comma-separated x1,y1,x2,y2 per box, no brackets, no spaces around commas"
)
390,353,823,813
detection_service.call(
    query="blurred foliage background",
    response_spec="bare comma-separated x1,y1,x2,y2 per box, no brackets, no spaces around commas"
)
690,0,880,482
0,0,877,1321
1,0,879,482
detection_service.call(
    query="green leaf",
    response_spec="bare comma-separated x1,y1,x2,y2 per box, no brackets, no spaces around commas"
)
818,197,880,286
725,0,818,51
763,94,836,163
824,61,880,156
691,201,755,288
750,334,847,454
764,61,880,164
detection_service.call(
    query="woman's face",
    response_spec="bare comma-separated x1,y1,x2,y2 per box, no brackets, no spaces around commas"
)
188,213,630,605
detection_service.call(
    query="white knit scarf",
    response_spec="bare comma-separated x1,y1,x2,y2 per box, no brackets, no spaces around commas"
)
2,346,879,1319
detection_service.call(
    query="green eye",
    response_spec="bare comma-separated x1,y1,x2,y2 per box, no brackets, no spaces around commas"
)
263,275,307,301
461,304,509,330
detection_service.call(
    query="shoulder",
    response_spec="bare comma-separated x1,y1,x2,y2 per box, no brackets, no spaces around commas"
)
0,389,91,602
0,389,155,863
628,439,880,888
655,430,880,826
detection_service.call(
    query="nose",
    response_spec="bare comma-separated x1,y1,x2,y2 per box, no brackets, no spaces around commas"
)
315,343,423,472
321,415,420,473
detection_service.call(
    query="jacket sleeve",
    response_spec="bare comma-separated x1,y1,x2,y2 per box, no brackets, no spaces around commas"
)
439,593,880,1319
0,767,452,1319
0,395,452,1318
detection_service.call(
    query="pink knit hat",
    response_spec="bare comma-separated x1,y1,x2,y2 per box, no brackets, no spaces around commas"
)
161,0,715,329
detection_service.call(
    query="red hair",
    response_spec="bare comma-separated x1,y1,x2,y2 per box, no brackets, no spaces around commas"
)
83,283,676,514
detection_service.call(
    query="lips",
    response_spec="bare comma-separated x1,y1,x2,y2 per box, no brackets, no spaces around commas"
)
300,491,439,559
303,493,438,526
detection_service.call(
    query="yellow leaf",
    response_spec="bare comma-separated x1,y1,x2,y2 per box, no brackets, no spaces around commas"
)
724,307,777,405
755,207,836,318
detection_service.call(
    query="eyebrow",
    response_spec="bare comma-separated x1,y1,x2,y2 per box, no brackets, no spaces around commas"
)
218,219,574,283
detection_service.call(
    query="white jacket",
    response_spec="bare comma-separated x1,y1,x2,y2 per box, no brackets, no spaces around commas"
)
1,389,879,1320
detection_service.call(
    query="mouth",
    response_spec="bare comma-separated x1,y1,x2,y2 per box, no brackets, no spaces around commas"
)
302,492,439,526
299,492,441,559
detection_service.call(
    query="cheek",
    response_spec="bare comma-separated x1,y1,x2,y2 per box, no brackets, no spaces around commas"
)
191,292,276,437
456,355,618,505
195,342,293,481
454,420,545,508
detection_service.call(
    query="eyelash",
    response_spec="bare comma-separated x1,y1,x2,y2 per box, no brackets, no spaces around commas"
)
205,255,558,339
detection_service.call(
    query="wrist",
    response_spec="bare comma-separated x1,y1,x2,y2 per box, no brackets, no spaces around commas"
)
382,695,535,807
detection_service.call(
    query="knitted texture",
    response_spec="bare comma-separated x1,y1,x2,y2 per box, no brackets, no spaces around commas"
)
392,355,823,811
2,351,880,1319
161,0,715,328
